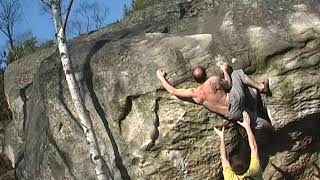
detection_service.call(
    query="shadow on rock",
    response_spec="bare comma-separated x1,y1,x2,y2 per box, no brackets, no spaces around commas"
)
83,39,131,180
261,113,320,178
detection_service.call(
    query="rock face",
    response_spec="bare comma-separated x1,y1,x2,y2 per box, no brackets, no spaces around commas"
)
0,153,14,180
0,71,11,153
3,0,320,179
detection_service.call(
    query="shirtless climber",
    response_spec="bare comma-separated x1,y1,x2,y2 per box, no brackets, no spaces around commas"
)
156,63,272,130
214,111,264,180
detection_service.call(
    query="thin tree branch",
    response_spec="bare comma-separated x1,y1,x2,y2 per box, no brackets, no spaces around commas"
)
62,0,73,33
40,0,51,8
0,0,21,48
0,27,9,37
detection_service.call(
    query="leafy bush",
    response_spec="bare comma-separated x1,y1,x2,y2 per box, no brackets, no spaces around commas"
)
123,0,165,18
6,36,55,63
132,0,146,12
8,37,38,63
39,39,55,49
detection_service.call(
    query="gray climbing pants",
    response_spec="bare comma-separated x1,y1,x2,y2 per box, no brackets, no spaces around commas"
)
224,70,271,130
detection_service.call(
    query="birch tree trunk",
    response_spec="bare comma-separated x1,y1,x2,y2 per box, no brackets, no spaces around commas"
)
49,1,108,179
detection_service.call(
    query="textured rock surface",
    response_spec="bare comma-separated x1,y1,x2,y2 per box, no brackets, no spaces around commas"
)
0,71,11,153
0,153,14,180
3,0,320,179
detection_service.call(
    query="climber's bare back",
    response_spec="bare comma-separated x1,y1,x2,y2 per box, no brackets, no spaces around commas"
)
192,76,229,115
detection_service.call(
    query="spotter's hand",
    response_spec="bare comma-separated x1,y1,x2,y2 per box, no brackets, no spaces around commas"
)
214,126,225,139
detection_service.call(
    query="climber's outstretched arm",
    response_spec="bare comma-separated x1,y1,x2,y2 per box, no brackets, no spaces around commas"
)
156,69,196,98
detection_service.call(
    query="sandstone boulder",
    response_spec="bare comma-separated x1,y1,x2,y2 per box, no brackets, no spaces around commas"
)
3,0,320,179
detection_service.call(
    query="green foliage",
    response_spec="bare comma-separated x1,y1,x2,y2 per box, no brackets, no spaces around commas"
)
132,0,146,12
8,36,38,63
123,0,165,18
39,39,55,49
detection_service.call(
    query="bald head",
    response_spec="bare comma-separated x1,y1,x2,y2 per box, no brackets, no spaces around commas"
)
193,66,207,83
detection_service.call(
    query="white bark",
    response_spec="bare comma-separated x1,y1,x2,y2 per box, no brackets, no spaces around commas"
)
49,1,108,179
